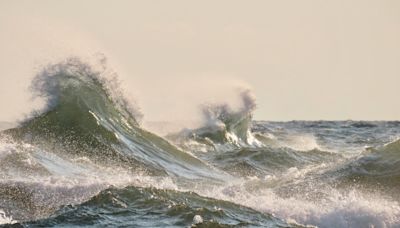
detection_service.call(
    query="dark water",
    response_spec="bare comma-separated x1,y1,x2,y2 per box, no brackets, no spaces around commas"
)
1,59,400,227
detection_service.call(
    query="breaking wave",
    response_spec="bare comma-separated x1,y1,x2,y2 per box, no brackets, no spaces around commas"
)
169,90,264,152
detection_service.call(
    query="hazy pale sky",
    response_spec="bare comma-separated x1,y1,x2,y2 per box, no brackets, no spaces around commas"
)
0,0,400,122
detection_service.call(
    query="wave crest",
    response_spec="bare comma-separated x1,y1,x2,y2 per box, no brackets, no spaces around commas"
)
30,57,143,124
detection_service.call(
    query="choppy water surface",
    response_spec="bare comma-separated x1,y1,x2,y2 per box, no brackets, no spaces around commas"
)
1,59,400,227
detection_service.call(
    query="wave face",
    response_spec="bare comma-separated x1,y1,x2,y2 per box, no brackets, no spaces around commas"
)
1,59,400,228
329,139,400,196
5,58,217,180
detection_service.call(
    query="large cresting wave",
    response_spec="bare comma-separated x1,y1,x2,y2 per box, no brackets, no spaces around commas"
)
5,58,218,180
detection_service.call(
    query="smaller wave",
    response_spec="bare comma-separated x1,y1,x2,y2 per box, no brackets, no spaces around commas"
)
327,138,400,197
348,121,378,128
204,146,341,178
170,90,263,151
347,138,400,179
20,186,295,228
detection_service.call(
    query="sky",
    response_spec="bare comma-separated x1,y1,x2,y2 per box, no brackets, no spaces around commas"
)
0,0,400,123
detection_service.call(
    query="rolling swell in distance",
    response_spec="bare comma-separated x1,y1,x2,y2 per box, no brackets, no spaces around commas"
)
1,58,400,227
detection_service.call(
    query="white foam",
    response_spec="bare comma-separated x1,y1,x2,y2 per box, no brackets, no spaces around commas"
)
0,209,15,225
193,215,203,224
281,134,322,151
197,183,400,228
